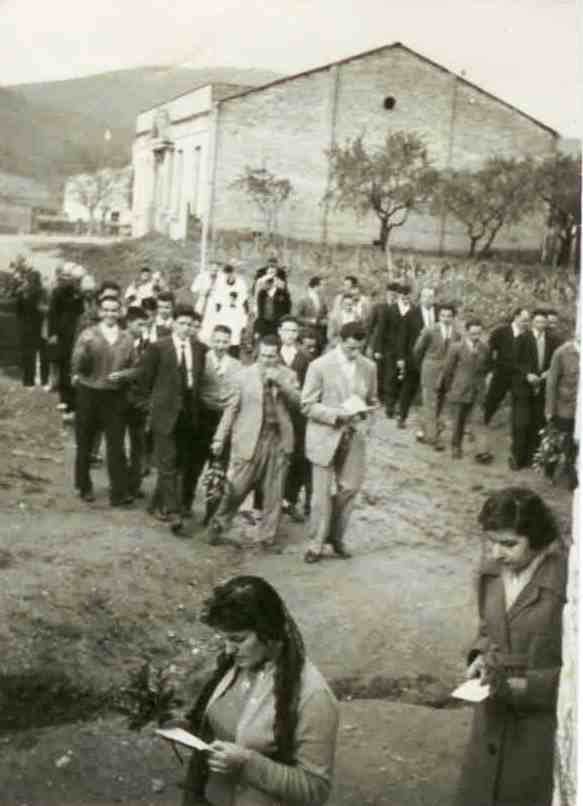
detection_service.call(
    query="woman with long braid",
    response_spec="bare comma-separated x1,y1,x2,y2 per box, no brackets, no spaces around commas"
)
180,575,339,806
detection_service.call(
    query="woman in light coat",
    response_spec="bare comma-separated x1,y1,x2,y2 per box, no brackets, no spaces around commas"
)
181,575,339,806
456,487,567,806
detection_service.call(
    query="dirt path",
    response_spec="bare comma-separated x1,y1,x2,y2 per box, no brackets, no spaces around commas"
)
0,370,573,806
0,237,574,805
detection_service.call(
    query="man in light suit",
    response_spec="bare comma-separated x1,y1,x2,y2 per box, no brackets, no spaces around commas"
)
301,322,378,563
141,304,207,535
413,302,460,451
208,335,300,549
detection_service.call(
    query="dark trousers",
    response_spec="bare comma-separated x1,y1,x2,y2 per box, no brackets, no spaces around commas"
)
451,402,475,450
399,363,420,422
554,417,578,488
74,385,129,500
21,333,49,386
57,341,76,411
153,409,197,516
189,407,225,512
382,354,401,415
511,391,545,468
284,428,312,509
125,406,148,496
483,371,512,425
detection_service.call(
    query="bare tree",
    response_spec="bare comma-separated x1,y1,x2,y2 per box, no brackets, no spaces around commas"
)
534,153,581,270
231,167,293,237
68,167,130,233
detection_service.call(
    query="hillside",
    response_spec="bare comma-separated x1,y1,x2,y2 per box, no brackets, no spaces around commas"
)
1,65,280,183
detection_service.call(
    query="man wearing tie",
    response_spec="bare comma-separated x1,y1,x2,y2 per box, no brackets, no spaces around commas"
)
141,304,206,534
511,309,560,469
396,286,438,429
189,324,242,520
301,322,378,563
278,316,312,522
413,302,460,451
123,306,150,498
208,335,300,549
483,307,530,427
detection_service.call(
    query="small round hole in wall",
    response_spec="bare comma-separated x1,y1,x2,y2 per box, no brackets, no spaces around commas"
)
384,96,396,110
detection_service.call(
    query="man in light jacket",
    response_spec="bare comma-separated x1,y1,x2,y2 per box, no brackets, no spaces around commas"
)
301,322,378,563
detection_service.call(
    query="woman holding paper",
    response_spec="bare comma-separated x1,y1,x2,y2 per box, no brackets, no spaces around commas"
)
455,487,567,806
181,575,339,806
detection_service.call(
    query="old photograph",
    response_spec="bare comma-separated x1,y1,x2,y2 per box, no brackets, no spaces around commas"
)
0,0,580,804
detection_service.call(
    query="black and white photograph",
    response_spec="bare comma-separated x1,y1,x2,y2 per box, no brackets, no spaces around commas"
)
0,1,580,804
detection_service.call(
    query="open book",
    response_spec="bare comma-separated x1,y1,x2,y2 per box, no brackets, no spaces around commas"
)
155,727,211,751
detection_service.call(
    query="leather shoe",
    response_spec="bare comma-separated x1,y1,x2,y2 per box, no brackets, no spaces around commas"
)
332,545,352,559
207,522,224,545
304,549,321,564
170,519,184,536
452,447,462,459
80,490,95,503
110,495,134,508
434,442,445,453
397,418,406,429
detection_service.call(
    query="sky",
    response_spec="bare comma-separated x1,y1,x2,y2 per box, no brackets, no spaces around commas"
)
0,0,580,137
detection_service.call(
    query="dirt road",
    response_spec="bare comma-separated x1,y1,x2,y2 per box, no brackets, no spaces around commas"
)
0,372,573,806
0,236,574,805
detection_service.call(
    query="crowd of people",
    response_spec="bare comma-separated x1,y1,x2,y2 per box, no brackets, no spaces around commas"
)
5,253,576,806
8,253,579,558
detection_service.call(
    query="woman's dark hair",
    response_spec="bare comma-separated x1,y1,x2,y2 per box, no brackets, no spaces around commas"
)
190,576,305,765
478,487,560,550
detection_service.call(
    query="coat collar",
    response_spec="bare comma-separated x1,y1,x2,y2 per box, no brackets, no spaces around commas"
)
481,540,566,622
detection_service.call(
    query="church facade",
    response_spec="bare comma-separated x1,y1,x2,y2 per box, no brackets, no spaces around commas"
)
131,42,558,254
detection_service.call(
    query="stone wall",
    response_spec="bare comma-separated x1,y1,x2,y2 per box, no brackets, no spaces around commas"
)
210,45,556,252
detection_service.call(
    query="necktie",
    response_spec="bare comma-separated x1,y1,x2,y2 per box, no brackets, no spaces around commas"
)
180,343,189,393
444,328,450,352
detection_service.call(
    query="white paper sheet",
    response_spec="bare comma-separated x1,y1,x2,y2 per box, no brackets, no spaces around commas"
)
155,727,211,751
451,678,491,702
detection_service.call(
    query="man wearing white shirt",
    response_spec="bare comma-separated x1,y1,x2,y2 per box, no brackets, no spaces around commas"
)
71,296,137,506
189,324,242,521
124,265,156,306
141,304,207,534
301,322,378,563
413,303,461,450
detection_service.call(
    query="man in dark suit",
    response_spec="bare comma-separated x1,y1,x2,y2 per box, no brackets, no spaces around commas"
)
141,303,207,535
295,276,329,354
366,282,399,400
278,315,312,521
511,309,560,469
396,286,439,428
483,307,530,426
374,283,413,420
254,270,291,338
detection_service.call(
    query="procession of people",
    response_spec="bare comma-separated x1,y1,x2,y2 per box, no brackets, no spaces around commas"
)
4,250,578,806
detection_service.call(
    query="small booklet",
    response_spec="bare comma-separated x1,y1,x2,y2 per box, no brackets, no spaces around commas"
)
155,727,211,751
451,679,491,703
341,394,377,416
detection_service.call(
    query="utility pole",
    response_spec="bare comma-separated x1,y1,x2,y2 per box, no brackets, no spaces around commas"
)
438,70,464,255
